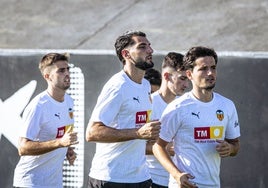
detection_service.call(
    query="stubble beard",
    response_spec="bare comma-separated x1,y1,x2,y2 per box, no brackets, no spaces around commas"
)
204,83,215,91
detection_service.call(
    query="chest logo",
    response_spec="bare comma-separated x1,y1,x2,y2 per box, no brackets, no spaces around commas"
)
194,126,224,140
216,110,224,121
133,96,140,103
55,113,60,119
69,108,74,119
135,110,151,128
56,124,74,138
191,112,200,119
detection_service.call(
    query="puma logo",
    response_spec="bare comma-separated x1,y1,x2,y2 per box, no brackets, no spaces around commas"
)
191,112,200,119
55,113,60,119
133,97,140,103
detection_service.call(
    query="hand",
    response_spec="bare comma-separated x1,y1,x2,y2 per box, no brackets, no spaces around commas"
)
137,120,161,140
66,147,77,165
176,173,198,188
60,132,79,147
216,139,232,157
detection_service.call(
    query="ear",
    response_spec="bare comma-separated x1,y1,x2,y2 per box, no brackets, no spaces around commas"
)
44,73,50,80
121,49,130,59
186,70,192,80
163,72,170,81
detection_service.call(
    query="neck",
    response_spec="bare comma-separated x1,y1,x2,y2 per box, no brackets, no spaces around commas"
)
191,89,213,102
47,87,65,102
158,86,176,104
123,64,144,84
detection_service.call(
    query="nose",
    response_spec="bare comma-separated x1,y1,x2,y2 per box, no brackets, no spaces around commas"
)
65,68,70,76
207,68,214,75
148,46,154,54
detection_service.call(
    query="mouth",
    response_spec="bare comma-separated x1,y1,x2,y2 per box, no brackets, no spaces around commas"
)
147,55,153,62
207,77,215,83
64,78,70,83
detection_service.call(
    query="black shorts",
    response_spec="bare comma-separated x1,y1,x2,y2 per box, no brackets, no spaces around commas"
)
87,176,152,188
151,182,168,188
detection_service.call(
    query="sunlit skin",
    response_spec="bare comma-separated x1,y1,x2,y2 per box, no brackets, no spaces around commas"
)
44,60,77,164
86,34,161,143
18,59,78,166
122,36,154,83
44,60,71,102
127,36,154,66
186,56,217,102
167,70,189,96
166,56,238,187
152,53,240,188
157,69,189,104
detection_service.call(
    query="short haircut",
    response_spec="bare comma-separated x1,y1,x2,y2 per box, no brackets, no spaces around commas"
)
144,68,162,86
183,46,218,70
114,31,146,64
39,53,69,75
162,52,184,71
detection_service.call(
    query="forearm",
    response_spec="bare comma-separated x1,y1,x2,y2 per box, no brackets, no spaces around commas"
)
152,141,182,178
86,122,139,143
226,138,240,156
18,137,62,156
146,140,155,155
146,140,174,155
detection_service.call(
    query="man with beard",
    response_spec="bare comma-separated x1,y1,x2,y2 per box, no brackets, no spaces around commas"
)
13,53,78,188
86,31,161,188
153,46,240,188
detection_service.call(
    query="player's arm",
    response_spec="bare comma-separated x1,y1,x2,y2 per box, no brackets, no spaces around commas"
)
18,131,78,156
226,138,240,156
153,138,197,188
146,140,174,155
153,138,180,177
216,138,240,157
86,121,161,143
146,139,155,154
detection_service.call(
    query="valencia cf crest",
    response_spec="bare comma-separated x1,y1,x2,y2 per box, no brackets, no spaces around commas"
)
69,108,74,119
216,110,224,121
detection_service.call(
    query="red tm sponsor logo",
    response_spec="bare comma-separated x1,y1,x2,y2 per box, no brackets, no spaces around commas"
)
194,126,223,139
56,126,65,138
136,111,149,124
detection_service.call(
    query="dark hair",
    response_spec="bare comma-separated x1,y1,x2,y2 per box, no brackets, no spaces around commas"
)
114,31,146,64
39,53,69,75
144,68,162,86
162,52,184,71
183,46,218,70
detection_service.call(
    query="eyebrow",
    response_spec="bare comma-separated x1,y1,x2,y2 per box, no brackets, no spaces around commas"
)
57,66,70,71
137,42,147,46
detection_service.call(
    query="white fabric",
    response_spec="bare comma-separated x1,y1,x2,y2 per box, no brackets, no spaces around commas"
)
89,70,152,183
13,91,74,188
160,92,240,188
146,91,169,186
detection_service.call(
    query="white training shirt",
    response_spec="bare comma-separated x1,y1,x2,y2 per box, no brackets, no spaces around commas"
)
160,92,240,188
146,91,170,186
89,70,152,183
13,91,74,188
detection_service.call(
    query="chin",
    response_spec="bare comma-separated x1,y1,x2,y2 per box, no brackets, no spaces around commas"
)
205,85,215,90
64,86,70,90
